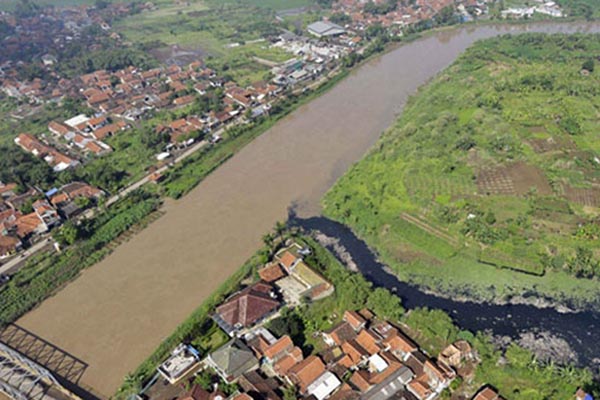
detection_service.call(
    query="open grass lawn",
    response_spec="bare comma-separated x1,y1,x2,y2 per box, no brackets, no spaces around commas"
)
323,33,600,309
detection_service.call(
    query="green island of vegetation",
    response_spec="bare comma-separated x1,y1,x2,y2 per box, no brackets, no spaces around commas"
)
323,33,600,310
117,230,599,399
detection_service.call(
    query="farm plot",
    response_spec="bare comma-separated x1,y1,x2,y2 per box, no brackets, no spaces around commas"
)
477,162,553,196
527,136,575,154
563,185,600,208
404,173,476,201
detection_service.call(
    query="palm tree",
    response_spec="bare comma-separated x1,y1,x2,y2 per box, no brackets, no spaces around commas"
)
262,233,275,256
274,220,287,244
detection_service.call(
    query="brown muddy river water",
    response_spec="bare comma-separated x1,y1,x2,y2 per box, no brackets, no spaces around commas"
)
15,22,600,398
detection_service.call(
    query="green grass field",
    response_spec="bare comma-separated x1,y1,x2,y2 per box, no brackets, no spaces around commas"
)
323,33,600,309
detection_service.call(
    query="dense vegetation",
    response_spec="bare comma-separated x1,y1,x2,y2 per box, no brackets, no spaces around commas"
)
117,231,599,400
0,189,160,325
323,33,600,309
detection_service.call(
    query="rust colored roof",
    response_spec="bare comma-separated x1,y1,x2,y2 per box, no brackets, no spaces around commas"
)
473,387,501,400
343,310,366,331
215,282,280,329
328,383,360,400
0,234,21,256
263,335,293,361
85,141,107,154
278,250,298,271
408,377,431,399
288,355,326,392
273,346,303,376
93,123,120,140
48,121,72,135
15,212,42,238
384,331,418,355
349,370,371,393
355,329,381,355
88,115,107,126
336,354,354,369
342,340,368,365
325,321,357,346
258,263,286,283
0,183,17,196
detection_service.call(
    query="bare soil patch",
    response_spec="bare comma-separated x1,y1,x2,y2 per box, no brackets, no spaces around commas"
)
477,162,552,196
527,136,575,154
391,242,440,265
563,185,600,208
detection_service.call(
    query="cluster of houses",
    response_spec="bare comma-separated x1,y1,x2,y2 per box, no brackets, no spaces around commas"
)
14,112,126,173
0,2,134,82
500,0,563,19
143,243,513,400
0,181,104,259
8,58,286,174
328,0,491,32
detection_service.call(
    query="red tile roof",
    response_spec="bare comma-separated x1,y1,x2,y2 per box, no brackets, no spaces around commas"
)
215,282,280,329
258,263,287,283
288,355,326,393
263,335,293,361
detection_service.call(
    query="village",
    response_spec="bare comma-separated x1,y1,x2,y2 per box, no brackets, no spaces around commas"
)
0,13,360,268
137,241,513,400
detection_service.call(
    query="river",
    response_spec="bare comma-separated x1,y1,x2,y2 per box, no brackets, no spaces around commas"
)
13,21,600,398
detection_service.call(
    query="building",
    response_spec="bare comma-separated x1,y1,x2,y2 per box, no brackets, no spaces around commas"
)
472,386,505,400
157,344,201,384
287,355,327,394
207,339,259,382
177,385,227,400
307,21,346,38
213,282,281,336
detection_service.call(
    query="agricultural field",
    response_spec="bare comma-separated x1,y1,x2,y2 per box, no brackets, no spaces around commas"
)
322,33,600,309
111,0,307,83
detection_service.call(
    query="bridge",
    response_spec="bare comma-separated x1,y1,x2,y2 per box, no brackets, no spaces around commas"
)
0,324,99,400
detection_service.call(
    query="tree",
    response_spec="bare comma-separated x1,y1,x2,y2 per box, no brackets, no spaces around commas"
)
274,220,287,244
582,59,594,72
282,385,299,400
54,221,80,246
367,287,404,321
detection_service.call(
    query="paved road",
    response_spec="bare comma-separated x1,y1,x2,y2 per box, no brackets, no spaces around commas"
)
0,239,53,276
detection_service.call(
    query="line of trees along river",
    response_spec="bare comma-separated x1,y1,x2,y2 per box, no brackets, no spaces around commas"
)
15,21,600,396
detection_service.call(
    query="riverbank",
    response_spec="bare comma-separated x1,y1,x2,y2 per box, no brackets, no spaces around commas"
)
119,229,599,399
307,222,582,314
12,21,600,398
291,215,600,371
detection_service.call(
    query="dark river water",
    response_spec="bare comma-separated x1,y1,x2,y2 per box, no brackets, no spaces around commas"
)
292,215,600,371
15,21,600,396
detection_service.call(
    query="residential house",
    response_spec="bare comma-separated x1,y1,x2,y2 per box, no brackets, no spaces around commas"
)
32,199,60,228
472,386,505,400
177,385,226,400
157,343,201,385
207,339,259,382
287,355,326,394
213,281,281,336
306,371,342,400
238,370,282,400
